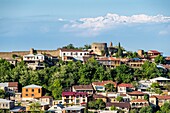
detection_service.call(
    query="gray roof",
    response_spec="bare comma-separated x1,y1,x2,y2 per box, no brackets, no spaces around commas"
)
0,83,8,87
23,84,42,88
0,99,13,103
64,106,85,111
10,106,26,112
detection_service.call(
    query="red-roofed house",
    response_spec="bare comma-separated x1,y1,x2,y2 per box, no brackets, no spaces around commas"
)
148,50,161,56
149,95,170,107
128,91,147,101
62,92,88,106
92,80,117,91
72,85,94,95
117,83,134,94
147,50,162,61
130,99,149,108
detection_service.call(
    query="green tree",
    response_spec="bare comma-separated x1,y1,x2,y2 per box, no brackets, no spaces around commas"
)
139,106,153,113
141,61,162,79
154,54,165,64
115,64,133,83
95,99,106,110
49,79,62,99
151,82,160,89
110,105,117,110
104,83,115,92
117,42,123,58
156,102,170,113
29,102,42,112
62,44,78,49
130,109,138,113
0,89,5,98
116,96,123,102
88,99,106,110
144,94,149,101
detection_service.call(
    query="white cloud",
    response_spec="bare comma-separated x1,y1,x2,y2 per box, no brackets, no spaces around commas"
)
63,13,170,36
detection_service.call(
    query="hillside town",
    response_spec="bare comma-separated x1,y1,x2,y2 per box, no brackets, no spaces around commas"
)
0,42,170,113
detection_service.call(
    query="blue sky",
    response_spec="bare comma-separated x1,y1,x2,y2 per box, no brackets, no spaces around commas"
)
0,0,170,55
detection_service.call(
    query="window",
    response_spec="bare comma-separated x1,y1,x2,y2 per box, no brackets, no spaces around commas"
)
26,94,28,96
26,89,28,92
63,53,65,56
6,104,8,107
80,53,82,56
76,99,80,103
83,99,85,102
71,52,73,55
32,89,34,92
32,94,34,96
38,89,40,93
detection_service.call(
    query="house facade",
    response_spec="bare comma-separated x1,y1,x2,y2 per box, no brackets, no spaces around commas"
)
59,49,89,62
62,92,88,106
0,99,15,110
22,84,43,101
72,85,94,95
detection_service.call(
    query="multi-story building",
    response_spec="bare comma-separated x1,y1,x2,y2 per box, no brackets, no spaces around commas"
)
91,43,108,56
72,85,94,95
23,54,45,70
59,49,89,62
97,57,121,68
127,58,145,69
130,99,149,108
117,83,134,94
0,99,15,110
62,92,88,106
128,91,147,101
37,96,53,107
22,84,43,101
92,80,117,92
149,95,170,107
0,82,18,93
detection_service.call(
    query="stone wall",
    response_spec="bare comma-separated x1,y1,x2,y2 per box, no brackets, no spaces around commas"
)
0,49,60,59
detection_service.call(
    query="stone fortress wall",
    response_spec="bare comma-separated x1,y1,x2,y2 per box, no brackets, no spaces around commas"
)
0,48,59,59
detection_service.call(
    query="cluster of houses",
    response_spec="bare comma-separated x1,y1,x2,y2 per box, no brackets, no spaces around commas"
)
2,42,170,71
1,76,170,112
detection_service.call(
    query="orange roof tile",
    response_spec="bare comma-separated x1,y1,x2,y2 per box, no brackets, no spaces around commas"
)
131,99,148,103
150,95,170,100
128,91,145,95
8,82,18,87
92,80,117,87
118,83,134,88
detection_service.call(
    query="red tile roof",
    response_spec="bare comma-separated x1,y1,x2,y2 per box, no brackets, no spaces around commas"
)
131,99,148,103
40,96,53,99
62,92,88,97
150,95,170,100
165,57,170,60
92,80,117,87
120,94,127,97
8,82,18,87
106,102,130,109
73,85,93,90
148,50,161,54
118,83,134,88
93,94,107,98
128,91,146,95
60,48,88,52
97,57,120,61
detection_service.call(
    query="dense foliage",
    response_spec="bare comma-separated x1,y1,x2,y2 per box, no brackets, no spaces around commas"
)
0,57,169,99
